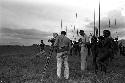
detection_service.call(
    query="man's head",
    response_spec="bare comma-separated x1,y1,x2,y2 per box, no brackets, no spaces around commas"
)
79,30,85,36
90,33,92,36
103,30,111,38
61,31,66,36
41,40,43,43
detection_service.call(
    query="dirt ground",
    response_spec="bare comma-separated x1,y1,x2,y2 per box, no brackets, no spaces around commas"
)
0,45,125,83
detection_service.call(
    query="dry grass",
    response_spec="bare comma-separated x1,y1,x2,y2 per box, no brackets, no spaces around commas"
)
0,45,125,83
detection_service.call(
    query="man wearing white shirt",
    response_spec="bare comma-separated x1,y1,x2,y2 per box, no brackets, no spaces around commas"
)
79,30,90,71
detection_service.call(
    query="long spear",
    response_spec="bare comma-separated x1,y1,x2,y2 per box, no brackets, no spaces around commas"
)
109,19,111,28
74,25,75,31
94,9,95,36
76,13,77,19
61,19,62,30
66,26,67,36
99,1,100,36
77,29,79,36
115,18,116,26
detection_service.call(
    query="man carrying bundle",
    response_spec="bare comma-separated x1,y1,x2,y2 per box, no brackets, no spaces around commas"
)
54,31,71,80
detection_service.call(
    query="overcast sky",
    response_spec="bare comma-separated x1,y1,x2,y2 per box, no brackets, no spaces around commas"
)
0,0,125,45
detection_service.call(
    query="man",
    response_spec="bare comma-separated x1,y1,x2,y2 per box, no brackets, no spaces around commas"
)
103,30,115,61
54,31,71,80
79,30,90,71
89,33,93,44
97,30,115,73
40,40,45,54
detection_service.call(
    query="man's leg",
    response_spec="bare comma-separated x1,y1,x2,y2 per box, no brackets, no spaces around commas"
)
57,53,63,78
81,47,87,71
64,55,69,79
81,55,86,71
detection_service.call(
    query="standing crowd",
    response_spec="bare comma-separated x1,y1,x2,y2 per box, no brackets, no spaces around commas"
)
40,29,120,81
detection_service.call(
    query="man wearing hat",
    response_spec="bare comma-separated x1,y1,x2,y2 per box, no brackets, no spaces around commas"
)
79,30,90,71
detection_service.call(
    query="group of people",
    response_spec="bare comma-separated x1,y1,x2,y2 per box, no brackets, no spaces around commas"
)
40,29,119,81
48,30,90,80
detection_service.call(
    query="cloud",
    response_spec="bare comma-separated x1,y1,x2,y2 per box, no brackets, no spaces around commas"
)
87,9,125,39
84,17,92,22
116,28,125,39
99,10,125,29
0,1,76,31
0,28,52,45
91,9,125,29
0,0,95,33
1,0,125,46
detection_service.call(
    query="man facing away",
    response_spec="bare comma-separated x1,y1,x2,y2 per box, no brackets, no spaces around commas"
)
79,30,90,71
54,31,71,80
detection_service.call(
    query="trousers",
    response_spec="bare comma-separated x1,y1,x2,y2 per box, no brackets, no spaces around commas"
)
56,51,69,79
80,46,88,71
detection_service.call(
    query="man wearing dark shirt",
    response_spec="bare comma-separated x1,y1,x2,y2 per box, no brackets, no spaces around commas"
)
40,40,45,54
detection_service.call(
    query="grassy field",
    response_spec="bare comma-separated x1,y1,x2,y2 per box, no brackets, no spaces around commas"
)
0,45,125,83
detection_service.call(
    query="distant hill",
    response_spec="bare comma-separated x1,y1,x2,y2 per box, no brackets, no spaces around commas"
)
118,39,125,46
0,45,50,56
0,45,36,56
0,42,23,46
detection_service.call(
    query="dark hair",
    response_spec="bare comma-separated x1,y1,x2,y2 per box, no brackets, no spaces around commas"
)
41,40,43,42
61,31,66,35
103,30,111,37
79,30,84,33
